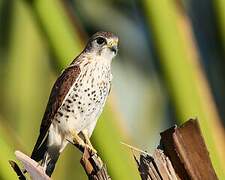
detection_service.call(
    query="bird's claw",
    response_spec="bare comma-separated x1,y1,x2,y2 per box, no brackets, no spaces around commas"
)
80,130,97,154
69,130,97,154
85,144,97,155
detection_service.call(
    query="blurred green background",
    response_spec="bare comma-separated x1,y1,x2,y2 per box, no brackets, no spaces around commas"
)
0,0,225,179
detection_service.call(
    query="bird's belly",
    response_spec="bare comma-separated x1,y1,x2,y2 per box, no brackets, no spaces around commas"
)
53,76,110,138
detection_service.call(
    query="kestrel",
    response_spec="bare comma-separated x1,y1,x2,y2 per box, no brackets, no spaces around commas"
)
30,31,119,177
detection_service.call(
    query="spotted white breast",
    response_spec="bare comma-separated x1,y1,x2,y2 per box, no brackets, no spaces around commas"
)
52,57,112,140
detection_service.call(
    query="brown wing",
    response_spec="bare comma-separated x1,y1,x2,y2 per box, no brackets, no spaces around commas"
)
31,65,80,161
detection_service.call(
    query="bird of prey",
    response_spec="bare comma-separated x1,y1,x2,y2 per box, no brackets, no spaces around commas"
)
30,31,119,177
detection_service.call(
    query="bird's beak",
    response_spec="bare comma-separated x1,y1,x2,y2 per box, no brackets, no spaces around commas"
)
108,39,118,54
110,45,118,54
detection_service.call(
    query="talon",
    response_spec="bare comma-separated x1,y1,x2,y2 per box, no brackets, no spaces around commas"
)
81,130,95,148
68,129,98,154
85,144,97,155
69,130,86,148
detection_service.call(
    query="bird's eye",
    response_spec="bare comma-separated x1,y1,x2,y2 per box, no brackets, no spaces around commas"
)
96,37,106,45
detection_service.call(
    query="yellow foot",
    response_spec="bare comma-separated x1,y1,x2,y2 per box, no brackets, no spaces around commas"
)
69,130,86,147
81,130,97,154
85,144,97,155
68,129,97,154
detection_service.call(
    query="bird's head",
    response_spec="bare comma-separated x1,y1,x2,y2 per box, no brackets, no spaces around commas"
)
85,31,119,59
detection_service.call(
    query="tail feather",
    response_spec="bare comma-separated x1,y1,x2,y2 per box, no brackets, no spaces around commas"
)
42,149,60,177
31,134,48,162
31,130,62,177
45,155,59,177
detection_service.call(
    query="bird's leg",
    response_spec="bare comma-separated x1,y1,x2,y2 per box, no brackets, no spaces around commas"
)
81,129,93,148
80,130,97,154
68,130,97,154
68,130,86,152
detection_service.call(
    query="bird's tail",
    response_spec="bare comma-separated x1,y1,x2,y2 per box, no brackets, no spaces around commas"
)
30,133,60,177
31,133,49,162
42,150,60,177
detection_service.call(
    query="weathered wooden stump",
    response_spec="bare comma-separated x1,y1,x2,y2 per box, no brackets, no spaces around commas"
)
134,119,218,180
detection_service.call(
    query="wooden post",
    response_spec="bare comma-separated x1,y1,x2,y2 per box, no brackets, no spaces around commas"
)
134,119,218,180
80,147,111,180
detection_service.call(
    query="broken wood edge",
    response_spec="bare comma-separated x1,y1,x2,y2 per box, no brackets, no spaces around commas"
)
133,149,178,180
131,119,218,180
69,139,111,180
160,119,218,180
121,141,178,179
80,147,111,180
